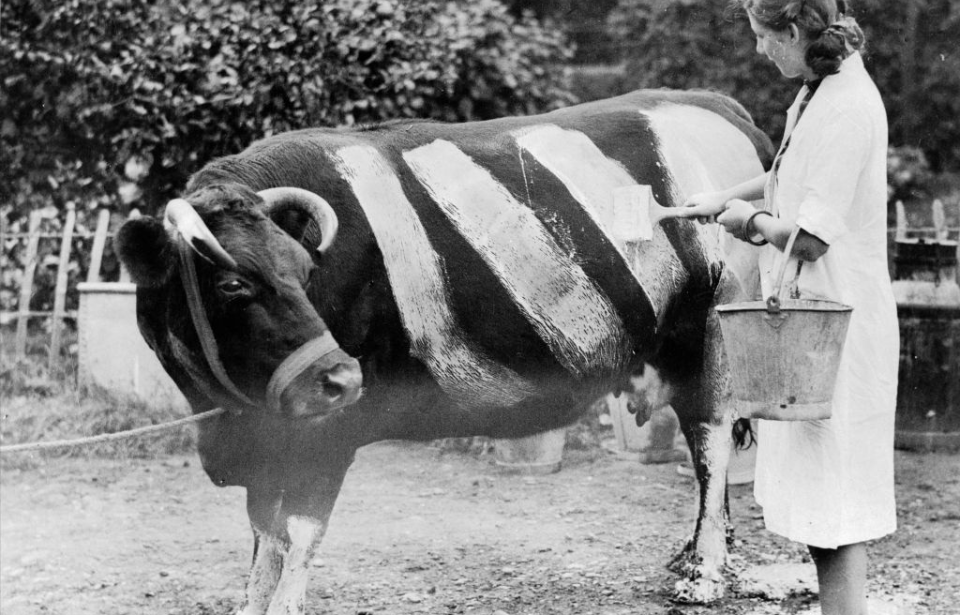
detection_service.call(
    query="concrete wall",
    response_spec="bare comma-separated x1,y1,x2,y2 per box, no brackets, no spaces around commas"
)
77,282,186,409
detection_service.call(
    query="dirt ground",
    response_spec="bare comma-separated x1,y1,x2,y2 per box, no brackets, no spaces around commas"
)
1,439,958,615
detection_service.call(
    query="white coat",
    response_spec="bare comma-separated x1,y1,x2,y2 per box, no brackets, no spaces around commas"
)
754,53,899,549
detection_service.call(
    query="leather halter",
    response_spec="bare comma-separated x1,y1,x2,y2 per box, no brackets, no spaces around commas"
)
178,237,254,409
265,332,342,413
177,236,345,414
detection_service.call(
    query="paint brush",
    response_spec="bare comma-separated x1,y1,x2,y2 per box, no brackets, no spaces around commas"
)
611,184,690,242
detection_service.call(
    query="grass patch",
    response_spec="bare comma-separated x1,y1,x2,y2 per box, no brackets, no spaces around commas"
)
1,325,195,469
1,386,195,470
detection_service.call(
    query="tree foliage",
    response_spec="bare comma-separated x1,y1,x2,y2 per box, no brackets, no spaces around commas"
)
1,0,575,217
856,0,960,172
607,0,960,173
609,0,794,140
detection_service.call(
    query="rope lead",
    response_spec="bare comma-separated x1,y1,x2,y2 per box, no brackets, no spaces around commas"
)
0,407,228,454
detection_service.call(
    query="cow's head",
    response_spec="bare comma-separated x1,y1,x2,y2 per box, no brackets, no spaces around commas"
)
116,183,362,419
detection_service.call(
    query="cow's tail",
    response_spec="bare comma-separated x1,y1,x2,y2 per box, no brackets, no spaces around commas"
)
732,417,755,450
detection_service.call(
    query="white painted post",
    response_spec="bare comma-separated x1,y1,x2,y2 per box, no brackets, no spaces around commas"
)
895,200,907,242
14,211,42,360
49,203,77,371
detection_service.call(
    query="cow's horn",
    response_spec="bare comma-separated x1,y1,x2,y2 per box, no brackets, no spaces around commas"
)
163,199,238,270
258,187,339,254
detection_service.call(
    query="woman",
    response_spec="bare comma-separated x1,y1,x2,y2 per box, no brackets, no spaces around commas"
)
682,1,898,613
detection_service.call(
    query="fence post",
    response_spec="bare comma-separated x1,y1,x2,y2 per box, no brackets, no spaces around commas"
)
14,211,42,360
932,199,947,242
118,208,139,283
895,200,907,242
0,212,6,264
86,208,111,283
48,202,77,372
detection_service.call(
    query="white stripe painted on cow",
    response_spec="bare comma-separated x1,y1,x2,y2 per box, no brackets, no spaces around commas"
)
513,124,687,321
330,144,534,408
640,104,767,295
403,139,631,377
641,104,763,201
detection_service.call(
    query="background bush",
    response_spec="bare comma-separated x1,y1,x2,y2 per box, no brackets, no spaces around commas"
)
0,0,574,319
608,1,794,144
1,0,574,221
605,0,960,173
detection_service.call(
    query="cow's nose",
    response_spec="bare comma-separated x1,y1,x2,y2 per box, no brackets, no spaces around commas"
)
319,357,363,408
281,356,362,418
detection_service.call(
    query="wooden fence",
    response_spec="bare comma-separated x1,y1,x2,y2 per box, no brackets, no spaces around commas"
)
894,199,960,244
0,206,139,371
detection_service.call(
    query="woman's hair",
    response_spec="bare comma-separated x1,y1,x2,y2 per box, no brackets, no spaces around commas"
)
739,0,866,78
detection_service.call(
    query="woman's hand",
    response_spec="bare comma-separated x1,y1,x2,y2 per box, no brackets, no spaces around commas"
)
716,199,760,241
680,191,729,223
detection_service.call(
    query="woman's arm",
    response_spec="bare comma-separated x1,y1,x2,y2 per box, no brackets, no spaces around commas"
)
716,173,770,203
719,199,829,261
680,174,829,261
680,172,770,221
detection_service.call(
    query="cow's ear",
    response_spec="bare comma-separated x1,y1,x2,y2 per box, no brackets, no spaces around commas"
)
268,205,324,252
115,216,177,287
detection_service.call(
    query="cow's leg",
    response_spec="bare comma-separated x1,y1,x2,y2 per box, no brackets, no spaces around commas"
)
239,458,351,615
239,496,330,615
669,404,733,603
660,309,735,603
239,517,285,615
265,512,327,615
238,488,285,615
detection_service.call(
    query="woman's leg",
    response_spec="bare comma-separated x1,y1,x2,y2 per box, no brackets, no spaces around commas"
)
808,542,868,615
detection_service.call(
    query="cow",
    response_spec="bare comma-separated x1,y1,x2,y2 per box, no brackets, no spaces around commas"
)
116,89,773,614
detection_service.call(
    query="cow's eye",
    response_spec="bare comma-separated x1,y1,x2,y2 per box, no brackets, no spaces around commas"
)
216,278,249,297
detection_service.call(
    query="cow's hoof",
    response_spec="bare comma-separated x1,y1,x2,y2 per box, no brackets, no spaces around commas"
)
673,576,724,604
666,538,695,575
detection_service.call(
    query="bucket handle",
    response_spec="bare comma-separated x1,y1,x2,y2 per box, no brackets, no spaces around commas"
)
766,225,803,315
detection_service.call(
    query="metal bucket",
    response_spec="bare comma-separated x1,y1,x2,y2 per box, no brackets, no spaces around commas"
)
493,428,566,475
715,227,853,421
716,298,852,420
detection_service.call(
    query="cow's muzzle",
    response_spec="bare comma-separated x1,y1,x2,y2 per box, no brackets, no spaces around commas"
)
265,332,363,416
